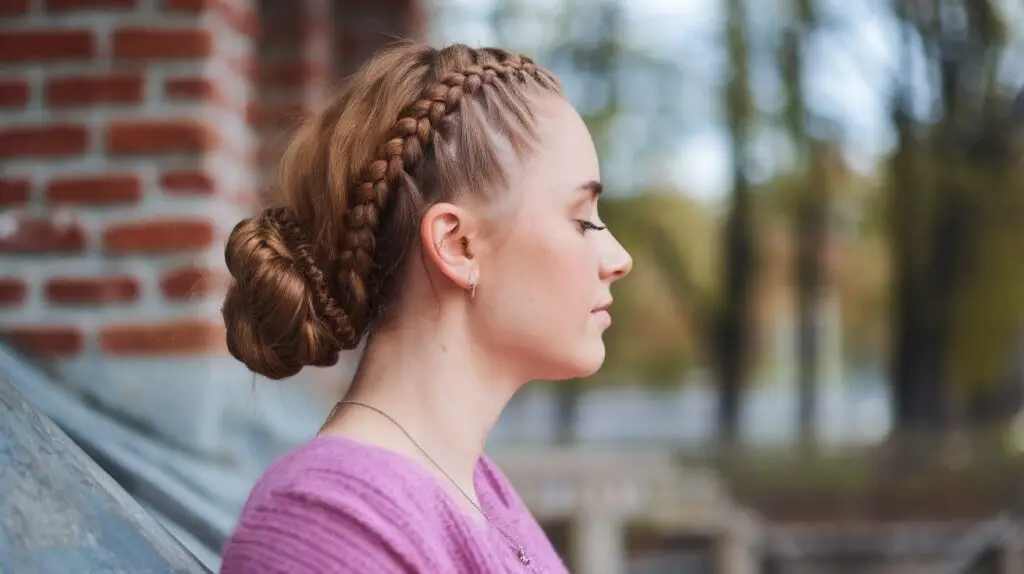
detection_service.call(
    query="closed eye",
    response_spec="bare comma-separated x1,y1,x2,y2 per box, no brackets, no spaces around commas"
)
576,220,607,233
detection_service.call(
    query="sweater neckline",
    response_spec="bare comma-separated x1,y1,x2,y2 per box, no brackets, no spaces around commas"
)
307,434,511,527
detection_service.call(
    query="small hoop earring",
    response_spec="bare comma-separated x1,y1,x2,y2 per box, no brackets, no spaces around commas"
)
469,280,477,299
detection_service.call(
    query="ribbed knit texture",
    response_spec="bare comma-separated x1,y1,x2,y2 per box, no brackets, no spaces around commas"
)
220,436,569,573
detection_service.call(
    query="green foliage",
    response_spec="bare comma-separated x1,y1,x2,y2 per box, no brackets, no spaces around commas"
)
882,0,1024,426
946,167,1024,391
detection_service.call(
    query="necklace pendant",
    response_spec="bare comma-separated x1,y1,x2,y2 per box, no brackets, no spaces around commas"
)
516,546,531,566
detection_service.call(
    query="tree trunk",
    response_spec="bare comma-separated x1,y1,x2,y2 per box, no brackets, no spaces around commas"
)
716,0,756,448
795,151,828,450
888,108,949,437
782,0,826,451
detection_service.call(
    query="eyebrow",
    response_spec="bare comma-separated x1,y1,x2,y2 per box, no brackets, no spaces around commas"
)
578,180,602,197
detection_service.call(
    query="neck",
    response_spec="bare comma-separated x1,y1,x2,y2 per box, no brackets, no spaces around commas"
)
329,311,521,500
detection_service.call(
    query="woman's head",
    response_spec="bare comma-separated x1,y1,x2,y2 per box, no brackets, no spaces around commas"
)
222,42,632,382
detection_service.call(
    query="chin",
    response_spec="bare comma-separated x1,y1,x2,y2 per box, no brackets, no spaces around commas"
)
548,341,606,380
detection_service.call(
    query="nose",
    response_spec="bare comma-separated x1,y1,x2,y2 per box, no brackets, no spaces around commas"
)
599,232,632,283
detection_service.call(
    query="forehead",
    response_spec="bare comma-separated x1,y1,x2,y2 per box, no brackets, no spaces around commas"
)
516,94,600,202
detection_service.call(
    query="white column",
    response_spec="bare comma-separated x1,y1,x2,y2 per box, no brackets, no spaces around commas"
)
715,510,763,574
570,511,627,574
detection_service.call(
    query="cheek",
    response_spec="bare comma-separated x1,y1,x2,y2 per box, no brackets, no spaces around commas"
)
483,209,599,324
510,232,594,317
477,224,606,379
499,237,560,304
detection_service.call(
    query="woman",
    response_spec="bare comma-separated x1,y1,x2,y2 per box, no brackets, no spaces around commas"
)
219,41,632,573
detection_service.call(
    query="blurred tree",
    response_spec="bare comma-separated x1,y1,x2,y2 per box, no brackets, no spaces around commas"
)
713,0,759,448
829,171,890,373
779,0,830,450
886,0,1024,436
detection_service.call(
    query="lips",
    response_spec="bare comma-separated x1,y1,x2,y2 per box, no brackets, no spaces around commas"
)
592,301,613,328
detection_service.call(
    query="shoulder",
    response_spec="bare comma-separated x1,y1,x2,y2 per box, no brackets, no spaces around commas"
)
221,437,448,574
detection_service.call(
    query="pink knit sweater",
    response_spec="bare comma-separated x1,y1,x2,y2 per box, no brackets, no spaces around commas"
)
220,435,568,573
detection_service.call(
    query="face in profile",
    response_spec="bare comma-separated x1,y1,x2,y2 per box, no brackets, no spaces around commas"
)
470,93,633,382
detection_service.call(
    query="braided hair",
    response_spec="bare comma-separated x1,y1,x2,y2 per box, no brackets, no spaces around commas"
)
222,43,562,379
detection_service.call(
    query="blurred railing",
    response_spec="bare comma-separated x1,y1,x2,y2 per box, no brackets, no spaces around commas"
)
760,517,1024,574
942,514,1020,574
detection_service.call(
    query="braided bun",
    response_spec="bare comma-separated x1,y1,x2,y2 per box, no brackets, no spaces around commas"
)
221,208,347,380
221,42,562,379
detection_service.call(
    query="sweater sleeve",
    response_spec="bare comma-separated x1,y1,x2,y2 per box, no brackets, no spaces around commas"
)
220,472,442,574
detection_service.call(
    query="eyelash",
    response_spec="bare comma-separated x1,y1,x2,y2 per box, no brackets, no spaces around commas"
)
576,219,607,234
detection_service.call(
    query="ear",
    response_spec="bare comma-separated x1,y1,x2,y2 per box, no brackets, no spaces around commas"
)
420,202,480,292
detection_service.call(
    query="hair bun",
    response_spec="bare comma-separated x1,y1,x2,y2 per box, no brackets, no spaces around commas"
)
221,209,346,380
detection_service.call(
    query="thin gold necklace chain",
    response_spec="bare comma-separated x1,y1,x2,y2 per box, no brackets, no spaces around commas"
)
322,400,533,568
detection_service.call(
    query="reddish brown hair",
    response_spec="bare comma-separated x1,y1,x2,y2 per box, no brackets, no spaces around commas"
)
222,42,562,379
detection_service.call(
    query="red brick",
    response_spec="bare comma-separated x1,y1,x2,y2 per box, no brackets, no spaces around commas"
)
0,79,30,108
0,215,87,253
0,178,31,206
3,326,84,357
100,320,225,355
261,61,318,89
112,28,212,60
46,0,137,10
105,120,218,155
160,266,227,300
45,276,139,305
248,102,306,129
102,218,215,254
0,125,88,158
0,30,94,62
218,1,257,36
162,0,208,11
160,170,215,195
0,0,30,17
164,76,219,102
46,174,141,204
47,74,143,107
0,278,27,307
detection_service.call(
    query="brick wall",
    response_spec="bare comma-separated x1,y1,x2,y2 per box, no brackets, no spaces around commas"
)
249,0,428,185
249,0,330,185
331,0,428,77
0,0,425,455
